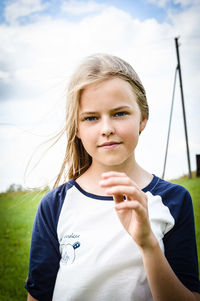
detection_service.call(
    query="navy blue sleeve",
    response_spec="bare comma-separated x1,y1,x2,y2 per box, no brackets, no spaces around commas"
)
163,187,200,293
25,183,69,300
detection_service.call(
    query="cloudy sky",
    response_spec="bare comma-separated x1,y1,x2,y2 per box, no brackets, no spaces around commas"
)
0,0,199,191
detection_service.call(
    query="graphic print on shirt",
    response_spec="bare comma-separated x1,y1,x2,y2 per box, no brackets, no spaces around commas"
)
59,233,81,264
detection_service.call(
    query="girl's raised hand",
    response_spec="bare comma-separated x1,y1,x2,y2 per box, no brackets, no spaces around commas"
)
99,171,157,250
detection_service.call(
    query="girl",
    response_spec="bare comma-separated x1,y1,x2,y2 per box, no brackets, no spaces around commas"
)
25,54,200,301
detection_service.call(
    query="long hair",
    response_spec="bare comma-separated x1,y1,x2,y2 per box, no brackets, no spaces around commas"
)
53,53,149,188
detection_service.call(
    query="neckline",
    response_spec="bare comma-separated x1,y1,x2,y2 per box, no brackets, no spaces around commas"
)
70,174,158,201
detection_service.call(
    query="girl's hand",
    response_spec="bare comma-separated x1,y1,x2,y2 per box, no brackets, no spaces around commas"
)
99,171,157,250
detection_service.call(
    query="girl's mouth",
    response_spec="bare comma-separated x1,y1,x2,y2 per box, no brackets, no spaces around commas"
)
98,142,122,149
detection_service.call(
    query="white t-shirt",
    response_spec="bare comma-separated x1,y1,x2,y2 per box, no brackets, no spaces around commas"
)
25,175,200,300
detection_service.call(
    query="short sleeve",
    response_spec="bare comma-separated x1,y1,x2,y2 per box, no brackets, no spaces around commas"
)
25,183,68,300
163,189,200,293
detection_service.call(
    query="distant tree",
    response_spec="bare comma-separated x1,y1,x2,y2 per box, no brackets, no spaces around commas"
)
6,184,24,192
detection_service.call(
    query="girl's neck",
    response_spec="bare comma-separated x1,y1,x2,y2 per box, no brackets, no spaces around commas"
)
76,159,153,195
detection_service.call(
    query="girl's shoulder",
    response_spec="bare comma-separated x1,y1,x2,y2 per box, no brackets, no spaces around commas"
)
144,175,193,223
143,174,190,199
37,180,75,218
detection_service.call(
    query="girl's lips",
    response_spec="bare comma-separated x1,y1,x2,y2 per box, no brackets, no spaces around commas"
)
98,142,122,149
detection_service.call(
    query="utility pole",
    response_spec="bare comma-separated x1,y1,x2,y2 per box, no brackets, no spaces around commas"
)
175,37,192,178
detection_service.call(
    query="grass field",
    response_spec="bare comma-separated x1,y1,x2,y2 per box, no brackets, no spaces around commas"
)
0,190,46,301
0,176,199,301
170,175,200,268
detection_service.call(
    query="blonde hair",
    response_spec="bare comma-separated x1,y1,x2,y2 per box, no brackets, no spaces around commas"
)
54,53,149,188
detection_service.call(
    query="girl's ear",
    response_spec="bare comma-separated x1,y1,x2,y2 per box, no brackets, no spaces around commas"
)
139,118,147,134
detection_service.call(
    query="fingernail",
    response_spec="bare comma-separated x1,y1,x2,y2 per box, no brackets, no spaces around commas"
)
101,173,107,178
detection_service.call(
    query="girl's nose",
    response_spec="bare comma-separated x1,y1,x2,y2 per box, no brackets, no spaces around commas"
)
101,117,115,137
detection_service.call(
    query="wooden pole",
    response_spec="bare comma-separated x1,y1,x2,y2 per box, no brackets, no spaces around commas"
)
175,37,192,178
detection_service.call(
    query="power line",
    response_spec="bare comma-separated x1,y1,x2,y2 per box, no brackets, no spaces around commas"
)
162,66,178,179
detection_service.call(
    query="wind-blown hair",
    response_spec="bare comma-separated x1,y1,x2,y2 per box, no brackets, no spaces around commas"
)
54,53,149,188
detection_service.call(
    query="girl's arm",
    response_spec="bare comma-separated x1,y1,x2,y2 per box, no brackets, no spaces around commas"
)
25,185,65,299
141,236,200,301
27,293,38,301
100,171,200,301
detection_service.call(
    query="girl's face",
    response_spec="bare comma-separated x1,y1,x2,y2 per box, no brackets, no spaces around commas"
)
77,77,147,171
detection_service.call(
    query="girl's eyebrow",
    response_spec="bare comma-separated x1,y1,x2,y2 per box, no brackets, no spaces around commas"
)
111,105,132,112
79,106,132,116
79,111,98,117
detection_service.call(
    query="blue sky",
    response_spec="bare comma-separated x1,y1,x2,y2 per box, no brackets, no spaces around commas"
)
0,0,186,24
0,0,199,191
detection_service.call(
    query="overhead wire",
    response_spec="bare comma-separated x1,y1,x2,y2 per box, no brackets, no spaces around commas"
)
162,65,178,179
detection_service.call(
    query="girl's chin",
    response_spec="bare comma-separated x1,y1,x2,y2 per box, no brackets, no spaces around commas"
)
92,158,133,170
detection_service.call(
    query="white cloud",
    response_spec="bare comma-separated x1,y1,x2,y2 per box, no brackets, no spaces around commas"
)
61,0,105,15
4,0,47,24
0,70,10,80
174,0,200,6
148,0,199,8
147,0,169,7
168,3,200,36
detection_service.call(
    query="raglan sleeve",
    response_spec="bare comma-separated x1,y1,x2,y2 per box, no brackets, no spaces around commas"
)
163,188,200,293
25,187,64,300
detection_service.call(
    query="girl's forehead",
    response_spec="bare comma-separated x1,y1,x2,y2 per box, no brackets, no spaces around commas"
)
79,78,139,112
83,77,133,92
81,78,136,101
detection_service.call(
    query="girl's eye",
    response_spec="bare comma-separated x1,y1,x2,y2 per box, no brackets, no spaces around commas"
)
84,116,98,121
114,111,128,117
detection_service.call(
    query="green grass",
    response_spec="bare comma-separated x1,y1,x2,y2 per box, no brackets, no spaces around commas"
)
171,175,200,269
0,190,45,301
0,176,199,301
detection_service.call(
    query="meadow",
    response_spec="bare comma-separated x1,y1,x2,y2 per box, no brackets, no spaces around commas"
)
0,176,199,301
0,190,46,301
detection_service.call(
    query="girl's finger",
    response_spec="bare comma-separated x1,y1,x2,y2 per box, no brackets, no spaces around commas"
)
101,172,139,189
115,200,146,216
105,185,147,206
113,194,124,203
99,176,136,189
